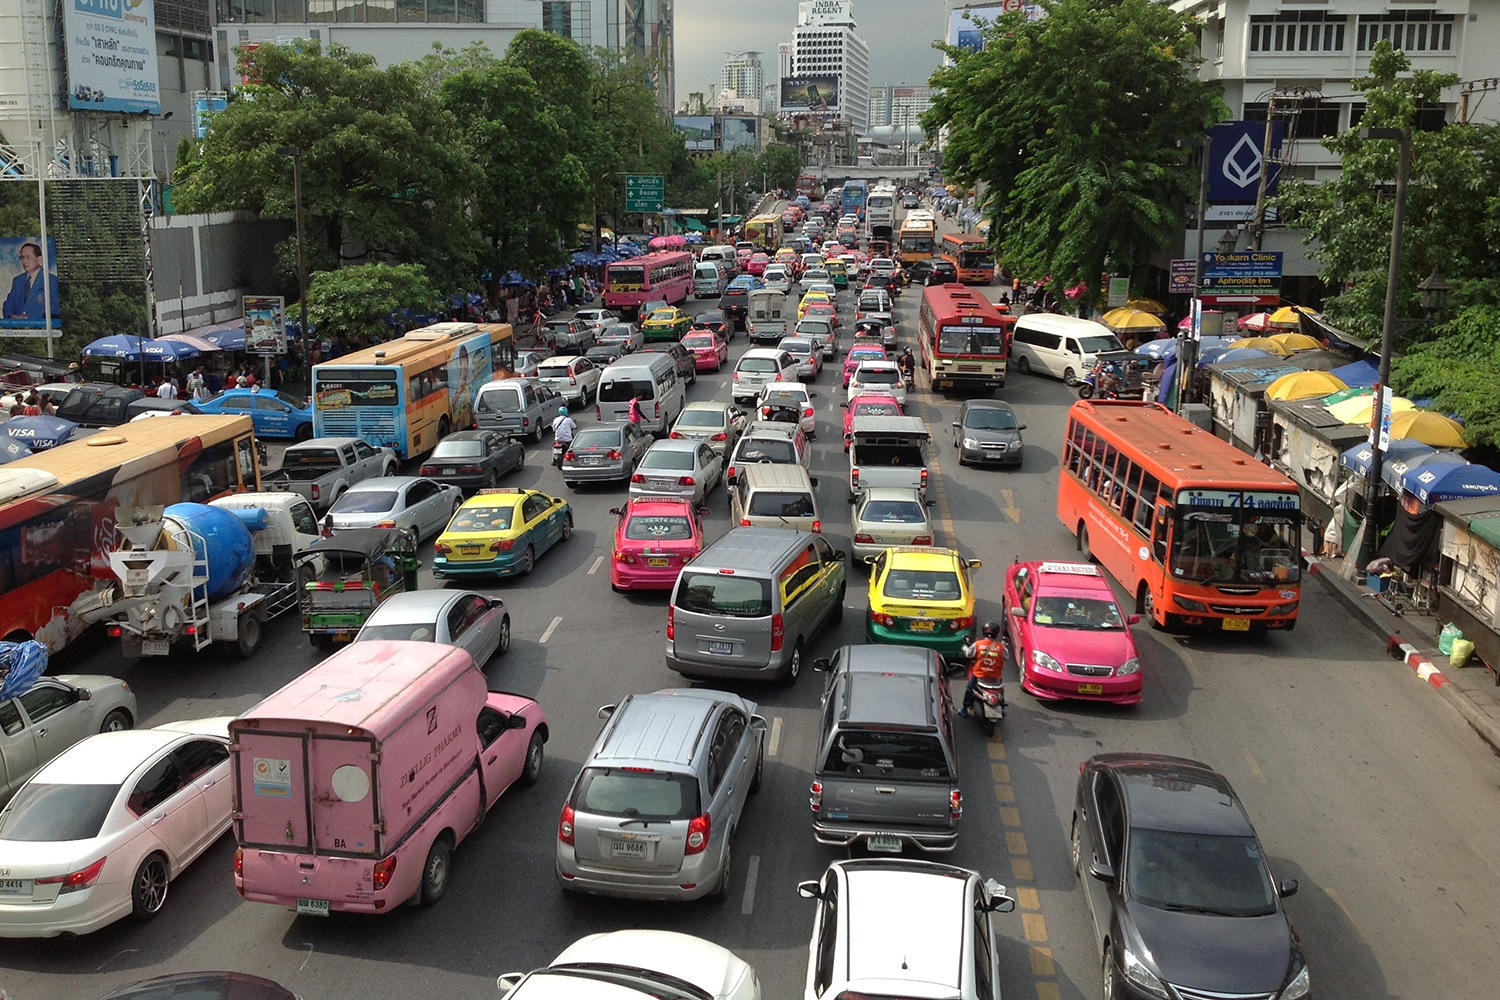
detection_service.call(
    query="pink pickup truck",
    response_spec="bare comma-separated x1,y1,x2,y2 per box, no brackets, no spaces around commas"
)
230,640,547,914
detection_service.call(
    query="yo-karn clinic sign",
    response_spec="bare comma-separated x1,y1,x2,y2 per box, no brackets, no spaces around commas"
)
65,0,161,115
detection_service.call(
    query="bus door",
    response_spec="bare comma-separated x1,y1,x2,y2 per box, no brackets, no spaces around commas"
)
235,435,260,491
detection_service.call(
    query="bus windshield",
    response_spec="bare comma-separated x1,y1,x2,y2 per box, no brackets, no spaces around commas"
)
958,250,992,268
938,325,1006,356
608,266,645,287
1172,511,1301,585
900,235,935,253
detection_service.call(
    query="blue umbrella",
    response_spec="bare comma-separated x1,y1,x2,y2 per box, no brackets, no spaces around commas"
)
1406,462,1500,504
1329,358,1379,388
0,437,34,464
1384,450,1463,490
80,334,144,359
2,414,78,450
202,325,246,350
1211,348,1273,365
1136,340,1176,360
1198,335,1236,351
1339,438,1433,477
140,338,202,361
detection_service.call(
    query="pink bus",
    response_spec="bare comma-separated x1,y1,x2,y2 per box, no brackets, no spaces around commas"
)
230,640,548,914
603,251,693,316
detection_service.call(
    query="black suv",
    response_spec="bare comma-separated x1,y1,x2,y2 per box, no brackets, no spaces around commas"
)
906,258,959,286
634,342,698,385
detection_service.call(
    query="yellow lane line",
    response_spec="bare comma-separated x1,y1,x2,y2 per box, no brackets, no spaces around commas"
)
1242,747,1267,783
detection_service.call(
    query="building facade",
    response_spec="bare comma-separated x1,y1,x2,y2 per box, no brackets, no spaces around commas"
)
783,0,870,132
869,84,932,128
721,51,764,106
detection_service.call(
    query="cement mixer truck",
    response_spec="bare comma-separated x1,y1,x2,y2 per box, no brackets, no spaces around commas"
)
79,494,324,660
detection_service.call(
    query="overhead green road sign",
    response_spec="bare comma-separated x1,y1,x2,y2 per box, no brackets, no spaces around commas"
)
625,174,664,213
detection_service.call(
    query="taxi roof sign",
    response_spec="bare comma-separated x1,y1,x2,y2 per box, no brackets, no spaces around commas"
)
1039,561,1100,576
476,488,524,495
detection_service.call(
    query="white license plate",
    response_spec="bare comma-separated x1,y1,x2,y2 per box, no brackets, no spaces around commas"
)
142,640,171,656
708,640,733,655
581,457,600,466
296,898,330,916
610,840,648,859
866,836,902,853
0,879,30,896
442,468,456,475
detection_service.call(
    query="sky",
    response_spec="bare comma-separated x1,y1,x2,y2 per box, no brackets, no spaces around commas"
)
673,0,949,101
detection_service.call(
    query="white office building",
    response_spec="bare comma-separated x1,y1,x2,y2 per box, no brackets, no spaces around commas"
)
869,84,932,128
721,51,764,105
785,0,870,131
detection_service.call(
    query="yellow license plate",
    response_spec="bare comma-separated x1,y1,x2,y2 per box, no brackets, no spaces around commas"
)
909,620,936,632
1077,683,1104,695
647,558,670,568
1222,617,1251,631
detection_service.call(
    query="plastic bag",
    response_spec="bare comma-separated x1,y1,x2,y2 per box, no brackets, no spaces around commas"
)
1450,638,1475,669
0,640,50,700
1439,622,1463,656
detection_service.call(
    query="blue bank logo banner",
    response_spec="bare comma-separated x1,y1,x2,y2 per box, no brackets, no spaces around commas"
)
1208,121,1285,204
65,0,161,115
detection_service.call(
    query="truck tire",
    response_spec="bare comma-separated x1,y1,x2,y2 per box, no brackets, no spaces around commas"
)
419,837,452,906
310,633,334,649
234,610,263,659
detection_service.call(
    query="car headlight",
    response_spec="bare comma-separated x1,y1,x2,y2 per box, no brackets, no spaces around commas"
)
1116,657,1140,676
1269,600,1299,617
1030,649,1062,673
1280,964,1310,1000
963,437,979,449
1173,595,1208,612
1120,948,1169,999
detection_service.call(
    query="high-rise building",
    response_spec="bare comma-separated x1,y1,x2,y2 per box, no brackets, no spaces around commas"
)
777,42,794,80
784,0,870,131
721,51,764,107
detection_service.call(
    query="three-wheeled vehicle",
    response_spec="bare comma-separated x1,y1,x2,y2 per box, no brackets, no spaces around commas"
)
293,527,419,647
1077,351,1153,400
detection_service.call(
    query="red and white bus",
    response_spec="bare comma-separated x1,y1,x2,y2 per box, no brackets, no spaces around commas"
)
1058,400,1302,632
603,251,693,317
796,173,821,200
917,283,1011,392
0,415,260,651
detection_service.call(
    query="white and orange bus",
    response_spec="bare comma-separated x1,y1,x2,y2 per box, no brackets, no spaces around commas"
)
918,283,1011,392
1058,400,1302,632
939,232,996,285
603,250,693,316
0,414,260,651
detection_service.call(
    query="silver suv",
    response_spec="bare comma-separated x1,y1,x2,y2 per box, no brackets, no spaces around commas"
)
556,688,767,902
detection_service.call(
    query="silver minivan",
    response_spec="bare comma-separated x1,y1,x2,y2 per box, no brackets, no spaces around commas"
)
667,527,847,686
556,688,766,902
475,377,559,442
596,354,685,435
730,463,822,534
694,261,729,298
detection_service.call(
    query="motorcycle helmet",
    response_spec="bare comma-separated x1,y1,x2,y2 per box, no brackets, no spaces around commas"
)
558,406,569,416
981,620,1001,639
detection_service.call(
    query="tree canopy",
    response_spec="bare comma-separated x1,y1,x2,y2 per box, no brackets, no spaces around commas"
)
923,0,1224,303
305,263,438,343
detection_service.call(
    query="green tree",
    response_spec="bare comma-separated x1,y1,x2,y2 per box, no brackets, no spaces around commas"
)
305,263,437,343
1391,305,1500,449
923,0,1223,302
758,144,804,193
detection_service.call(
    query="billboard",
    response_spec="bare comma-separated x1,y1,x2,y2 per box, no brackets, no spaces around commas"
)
802,0,853,25
722,117,759,154
0,238,62,332
64,0,161,114
193,92,229,138
243,296,287,355
781,76,840,113
673,116,716,152
1208,120,1285,204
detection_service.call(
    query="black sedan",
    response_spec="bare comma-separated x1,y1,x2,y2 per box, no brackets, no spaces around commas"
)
907,258,959,286
586,343,628,366
1073,754,1309,1000
419,429,525,491
953,400,1025,467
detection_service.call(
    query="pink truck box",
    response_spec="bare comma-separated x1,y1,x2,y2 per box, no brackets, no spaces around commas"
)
230,639,547,914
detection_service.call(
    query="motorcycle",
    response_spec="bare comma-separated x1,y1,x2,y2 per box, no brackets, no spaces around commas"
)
971,678,1006,737
552,440,568,468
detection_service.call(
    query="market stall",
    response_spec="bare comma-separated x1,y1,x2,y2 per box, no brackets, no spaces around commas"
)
1436,496,1500,676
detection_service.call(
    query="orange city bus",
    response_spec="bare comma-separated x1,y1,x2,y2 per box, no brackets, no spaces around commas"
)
0,414,260,651
939,232,996,284
1058,400,1302,632
918,283,1011,392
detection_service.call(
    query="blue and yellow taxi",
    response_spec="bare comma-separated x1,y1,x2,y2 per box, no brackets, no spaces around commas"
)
433,488,573,578
865,545,981,657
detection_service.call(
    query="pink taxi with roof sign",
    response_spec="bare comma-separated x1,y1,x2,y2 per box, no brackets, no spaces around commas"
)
1002,560,1143,706
842,345,888,386
608,495,707,592
842,392,903,448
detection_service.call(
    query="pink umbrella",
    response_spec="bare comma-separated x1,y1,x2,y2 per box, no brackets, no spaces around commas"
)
648,236,671,249
1237,312,1273,332
1177,310,1223,330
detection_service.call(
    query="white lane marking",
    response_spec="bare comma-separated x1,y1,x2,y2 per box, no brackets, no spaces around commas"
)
768,716,784,757
300,942,315,971
588,555,605,575
828,398,839,412
741,854,761,915
539,616,564,643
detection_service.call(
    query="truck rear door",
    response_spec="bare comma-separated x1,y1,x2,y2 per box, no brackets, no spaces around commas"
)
235,732,311,849
310,735,379,854
817,726,955,830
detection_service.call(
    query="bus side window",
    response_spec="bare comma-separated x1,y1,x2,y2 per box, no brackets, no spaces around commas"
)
1120,462,1142,524
1134,472,1159,534
1152,504,1172,563
1100,445,1121,508
1081,430,1099,489
235,436,258,490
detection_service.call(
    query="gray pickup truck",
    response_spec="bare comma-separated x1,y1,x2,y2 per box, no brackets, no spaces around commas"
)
809,643,962,853
848,415,930,500
263,437,398,512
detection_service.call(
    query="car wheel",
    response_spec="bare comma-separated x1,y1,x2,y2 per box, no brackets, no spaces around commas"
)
494,614,511,656
521,729,545,786
295,423,314,441
521,545,536,575
131,854,170,920
779,641,803,688
1064,367,1079,387
1016,355,1031,375
713,839,733,902
419,837,452,906
1070,817,1082,877
515,447,525,470
831,583,846,624
750,741,764,793
1102,946,1121,1000
100,708,133,733
560,513,574,541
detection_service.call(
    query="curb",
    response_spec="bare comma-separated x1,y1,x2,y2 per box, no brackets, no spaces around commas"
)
1306,559,1500,754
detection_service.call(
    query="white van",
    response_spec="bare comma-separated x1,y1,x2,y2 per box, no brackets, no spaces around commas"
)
694,261,728,299
1009,314,1125,386
596,354,685,435
699,245,737,269
746,288,789,344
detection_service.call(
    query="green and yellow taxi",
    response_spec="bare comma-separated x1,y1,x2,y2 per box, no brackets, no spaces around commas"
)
433,488,574,578
825,258,849,289
641,306,692,342
865,545,981,656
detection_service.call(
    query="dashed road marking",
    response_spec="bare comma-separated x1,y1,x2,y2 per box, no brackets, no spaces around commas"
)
740,854,760,915
1021,912,1048,942
1036,983,1062,1000
1010,858,1034,881
987,742,1006,760
1030,948,1056,976
999,807,1022,827
994,784,1016,803
539,616,563,643
1242,747,1267,783
768,716,784,757
990,763,1011,782
1005,832,1029,856
588,555,605,575
1015,886,1041,910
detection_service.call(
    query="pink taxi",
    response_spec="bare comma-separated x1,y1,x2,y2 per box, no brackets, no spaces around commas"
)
681,329,729,371
608,495,707,592
843,345,888,386
803,300,840,329
745,253,771,276
1002,560,1143,706
842,392,904,449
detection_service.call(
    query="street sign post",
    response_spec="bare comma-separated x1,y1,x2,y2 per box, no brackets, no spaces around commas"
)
1107,277,1130,308
1168,259,1196,296
1199,251,1282,305
625,174,665,214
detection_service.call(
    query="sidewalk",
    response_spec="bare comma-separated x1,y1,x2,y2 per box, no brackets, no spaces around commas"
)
1305,553,1500,753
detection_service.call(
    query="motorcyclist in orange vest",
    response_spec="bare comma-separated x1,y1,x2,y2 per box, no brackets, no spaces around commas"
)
958,620,1007,716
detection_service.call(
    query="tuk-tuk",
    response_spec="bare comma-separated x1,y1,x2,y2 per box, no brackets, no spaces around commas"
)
1078,351,1153,400
293,527,419,647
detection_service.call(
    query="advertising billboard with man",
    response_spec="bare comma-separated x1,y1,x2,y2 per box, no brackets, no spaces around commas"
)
781,76,839,112
63,0,162,114
721,117,759,154
0,238,62,331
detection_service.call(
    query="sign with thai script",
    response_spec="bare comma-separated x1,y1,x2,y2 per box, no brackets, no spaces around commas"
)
65,0,161,114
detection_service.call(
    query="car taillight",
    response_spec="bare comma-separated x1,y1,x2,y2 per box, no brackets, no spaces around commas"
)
372,855,398,891
710,432,727,441
460,465,483,474
771,613,784,651
311,484,320,501
607,449,622,460
951,615,975,631
854,532,874,543
920,468,929,488
685,813,711,854
558,804,575,845
667,605,675,641
106,625,122,638
912,535,932,545
617,551,637,563
631,473,645,483
234,848,243,876
811,520,821,533
419,465,436,475
809,780,823,812
871,612,895,626
669,431,683,439
677,476,696,486
36,856,106,894
727,466,736,479
596,404,601,421
490,539,515,552
851,468,859,488
733,371,740,379
434,542,452,554
950,790,963,819
570,375,577,385
740,517,752,526
563,452,575,461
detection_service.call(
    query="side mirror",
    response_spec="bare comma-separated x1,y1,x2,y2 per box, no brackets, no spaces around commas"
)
847,494,858,505
1126,614,1141,625
834,550,847,562
608,507,622,516
863,555,877,565
1088,861,1117,883
966,559,982,570
77,688,92,701
925,499,937,507
797,879,823,900
1009,605,1025,617
812,657,832,673
496,973,525,996
508,713,529,730
809,477,819,487
982,877,1016,913
839,401,848,408
596,704,617,720
952,421,961,428
697,506,711,516
1017,423,1027,430
1277,878,1300,898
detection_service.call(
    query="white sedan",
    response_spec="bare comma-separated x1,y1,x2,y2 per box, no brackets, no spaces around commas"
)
756,381,819,436
0,719,232,938
323,476,463,540
848,361,907,405
498,930,761,1000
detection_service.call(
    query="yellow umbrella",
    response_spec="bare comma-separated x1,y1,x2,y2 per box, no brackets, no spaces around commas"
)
1266,371,1348,401
1102,307,1134,326
1388,410,1467,448
1107,310,1168,332
1268,332,1323,351
1327,394,1415,425
1269,305,1318,328
1126,298,1167,315
1230,336,1293,356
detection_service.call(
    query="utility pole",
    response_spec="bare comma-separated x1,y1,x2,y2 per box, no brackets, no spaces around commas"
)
1175,136,1211,412
277,147,311,371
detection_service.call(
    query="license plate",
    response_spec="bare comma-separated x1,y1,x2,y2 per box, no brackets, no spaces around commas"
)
442,468,456,475
1077,683,1104,695
708,640,733,655
581,457,600,466
296,898,330,916
0,879,30,896
1222,617,1251,631
611,840,648,859
142,640,170,656
459,545,482,554
866,836,902,853
647,558,670,568
909,620,936,632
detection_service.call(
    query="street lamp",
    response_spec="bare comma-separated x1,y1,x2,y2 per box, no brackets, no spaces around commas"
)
1418,266,1450,315
276,146,311,384
1355,126,1412,570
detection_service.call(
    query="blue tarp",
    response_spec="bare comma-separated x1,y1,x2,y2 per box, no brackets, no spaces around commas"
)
1340,438,1433,477
1329,359,1379,388
1405,462,1500,505
0,640,49,700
